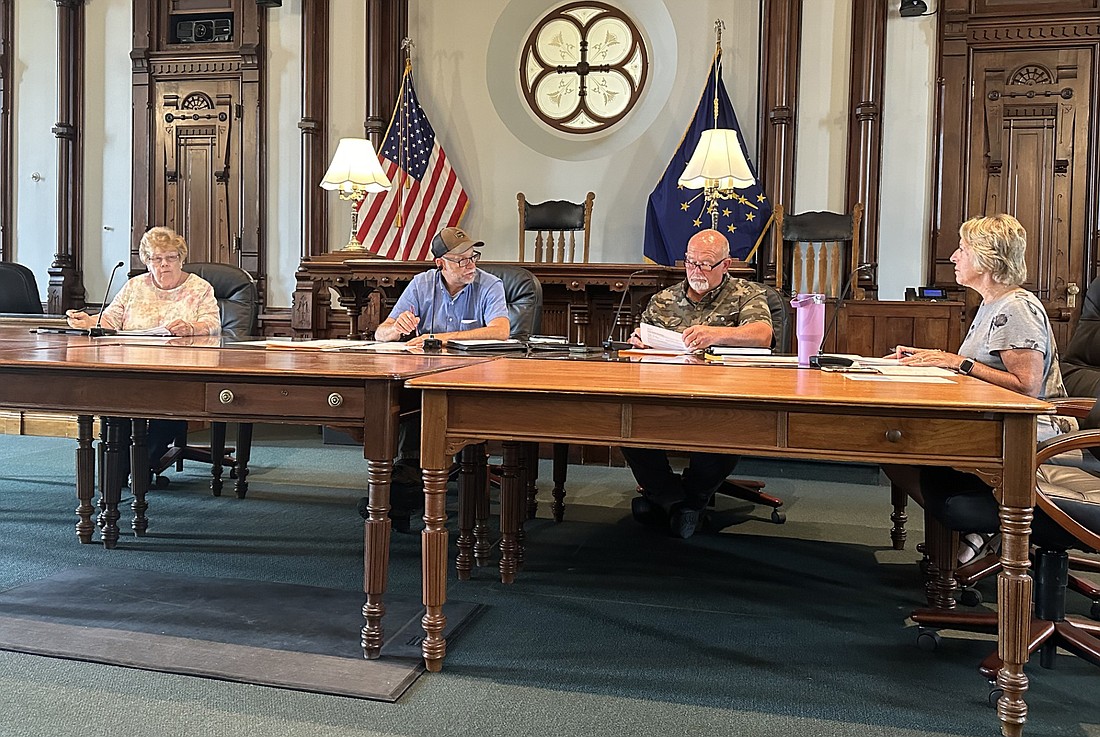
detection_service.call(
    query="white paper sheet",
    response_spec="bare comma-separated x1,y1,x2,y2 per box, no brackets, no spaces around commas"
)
639,323,688,352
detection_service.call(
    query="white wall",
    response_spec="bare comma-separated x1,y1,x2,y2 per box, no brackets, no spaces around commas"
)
9,0,937,308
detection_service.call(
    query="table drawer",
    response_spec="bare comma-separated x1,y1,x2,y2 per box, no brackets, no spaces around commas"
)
787,413,1001,458
205,383,364,419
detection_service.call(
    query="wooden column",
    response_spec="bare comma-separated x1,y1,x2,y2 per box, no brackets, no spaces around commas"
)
845,0,886,287
49,0,86,313
364,0,407,145
299,0,328,260
0,0,12,263
757,0,801,283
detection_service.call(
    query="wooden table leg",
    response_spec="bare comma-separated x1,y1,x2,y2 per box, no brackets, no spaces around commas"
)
233,423,252,498
209,422,226,497
456,444,480,581
360,458,392,659
100,417,125,549
525,441,539,521
551,442,568,523
499,441,522,584
995,415,1036,737
130,419,149,536
75,415,95,544
890,481,908,550
473,447,491,568
923,507,959,609
420,390,451,672
515,442,528,571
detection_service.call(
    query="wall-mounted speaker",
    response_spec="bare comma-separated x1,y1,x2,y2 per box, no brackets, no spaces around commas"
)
899,0,928,16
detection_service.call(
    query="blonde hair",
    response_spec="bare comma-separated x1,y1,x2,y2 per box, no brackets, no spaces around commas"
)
958,214,1027,286
138,226,188,264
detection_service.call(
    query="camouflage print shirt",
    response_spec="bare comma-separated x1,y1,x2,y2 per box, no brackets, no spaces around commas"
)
641,275,773,333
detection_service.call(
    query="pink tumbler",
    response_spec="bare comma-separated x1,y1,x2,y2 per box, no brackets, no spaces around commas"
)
790,293,826,367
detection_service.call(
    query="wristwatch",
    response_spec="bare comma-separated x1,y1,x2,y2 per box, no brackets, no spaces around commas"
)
958,358,976,375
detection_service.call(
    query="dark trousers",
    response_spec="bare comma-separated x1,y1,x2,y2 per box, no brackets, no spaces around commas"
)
111,417,189,478
621,447,739,511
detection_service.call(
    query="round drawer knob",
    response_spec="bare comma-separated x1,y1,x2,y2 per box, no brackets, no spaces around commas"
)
218,389,234,405
327,392,344,407
885,429,903,443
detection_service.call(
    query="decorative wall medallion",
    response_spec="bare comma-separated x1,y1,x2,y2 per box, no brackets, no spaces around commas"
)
519,1,649,134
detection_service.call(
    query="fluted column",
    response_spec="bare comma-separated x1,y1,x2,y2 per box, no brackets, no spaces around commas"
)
49,0,86,312
364,0,407,146
300,0,329,259
845,0,886,286
757,0,801,283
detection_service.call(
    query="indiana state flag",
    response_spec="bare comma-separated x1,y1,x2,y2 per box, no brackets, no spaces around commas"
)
643,52,771,265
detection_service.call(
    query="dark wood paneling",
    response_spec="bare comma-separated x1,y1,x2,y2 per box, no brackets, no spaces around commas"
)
300,0,328,260
0,0,11,264
49,0,87,313
845,0,886,281
758,0,801,282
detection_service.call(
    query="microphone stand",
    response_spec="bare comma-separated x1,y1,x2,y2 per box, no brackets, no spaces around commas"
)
421,265,442,352
602,269,646,351
89,261,125,337
808,263,876,368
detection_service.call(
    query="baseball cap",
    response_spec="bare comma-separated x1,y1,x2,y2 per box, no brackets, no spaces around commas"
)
430,227,483,258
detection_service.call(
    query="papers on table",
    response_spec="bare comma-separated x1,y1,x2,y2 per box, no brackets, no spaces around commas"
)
447,339,526,351
639,323,688,352
114,326,173,337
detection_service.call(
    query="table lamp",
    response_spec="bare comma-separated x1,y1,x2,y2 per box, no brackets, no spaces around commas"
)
320,138,392,252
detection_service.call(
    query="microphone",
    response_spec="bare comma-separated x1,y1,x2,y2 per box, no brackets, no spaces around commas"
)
602,269,647,351
808,263,876,368
421,265,442,352
89,261,125,337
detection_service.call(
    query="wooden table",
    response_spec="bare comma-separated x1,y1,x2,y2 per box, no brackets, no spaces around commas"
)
407,358,1050,737
0,336,493,658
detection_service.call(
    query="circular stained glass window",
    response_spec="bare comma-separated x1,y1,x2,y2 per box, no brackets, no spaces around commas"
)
520,2,649,135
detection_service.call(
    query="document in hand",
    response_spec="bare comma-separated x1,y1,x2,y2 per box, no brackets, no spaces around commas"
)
115,326,173,337
639,323,689,352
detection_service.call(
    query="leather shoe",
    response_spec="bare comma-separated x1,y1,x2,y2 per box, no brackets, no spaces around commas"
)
631,495,668,526
668,505,702,539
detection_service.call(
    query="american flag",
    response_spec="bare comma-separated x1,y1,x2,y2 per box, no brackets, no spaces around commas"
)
355,69,469,260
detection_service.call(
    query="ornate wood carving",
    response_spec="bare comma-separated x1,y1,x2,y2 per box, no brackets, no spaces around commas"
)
758,0,801,283
131,0,266,302
0,0,11,263
931,3,1098,345
844,0,885,293
49,0,87,313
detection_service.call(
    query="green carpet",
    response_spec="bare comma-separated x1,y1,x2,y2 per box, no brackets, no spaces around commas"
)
0,425,1097,737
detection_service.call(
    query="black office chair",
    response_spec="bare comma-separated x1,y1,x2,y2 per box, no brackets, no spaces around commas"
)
0,263,43,314
911,412,1100,701
152,263,259,497
774,203,865,300
710,283,790,524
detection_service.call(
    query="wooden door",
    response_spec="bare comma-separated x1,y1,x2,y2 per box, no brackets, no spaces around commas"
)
969,48,1093,347
154,80,240,266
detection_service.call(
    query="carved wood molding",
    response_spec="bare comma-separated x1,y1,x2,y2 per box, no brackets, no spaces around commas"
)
758,0,802,282
148,59,248,76
50,0,86,312
969,21,1100,43
300,0,329,259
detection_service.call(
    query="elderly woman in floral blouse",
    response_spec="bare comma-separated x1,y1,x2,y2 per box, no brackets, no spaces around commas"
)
66,226,222,479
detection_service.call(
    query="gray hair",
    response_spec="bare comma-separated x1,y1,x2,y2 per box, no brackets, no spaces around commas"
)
138,226,189,265
958,214,1027,286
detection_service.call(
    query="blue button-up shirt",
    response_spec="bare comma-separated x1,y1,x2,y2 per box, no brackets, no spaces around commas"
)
388,269,508,336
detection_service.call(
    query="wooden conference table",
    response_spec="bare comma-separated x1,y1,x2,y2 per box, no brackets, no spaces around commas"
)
0,327,492,658
408,357,1051,737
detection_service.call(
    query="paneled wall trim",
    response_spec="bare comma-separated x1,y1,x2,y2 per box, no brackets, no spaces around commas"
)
758,0,802,284
0,0,11,264
48,0,87,313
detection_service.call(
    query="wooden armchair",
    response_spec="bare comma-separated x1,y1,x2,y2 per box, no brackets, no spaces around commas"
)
517,192,594,263
775,203,864,298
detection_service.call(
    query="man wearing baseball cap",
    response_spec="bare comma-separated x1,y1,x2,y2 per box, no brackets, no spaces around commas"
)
375,226,509,346
366,226,510,531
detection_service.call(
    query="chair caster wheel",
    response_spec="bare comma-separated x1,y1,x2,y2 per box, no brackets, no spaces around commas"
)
1091,601,1100,621
229,468,238,479
153,475,170,489
959,587,983,607
987,685,1003,708
770,508,786,524
916,628,941,652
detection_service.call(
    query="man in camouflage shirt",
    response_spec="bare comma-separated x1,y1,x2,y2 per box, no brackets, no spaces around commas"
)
624,228,773,538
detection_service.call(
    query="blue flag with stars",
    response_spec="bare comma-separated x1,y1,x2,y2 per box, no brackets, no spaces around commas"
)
643,55,771,265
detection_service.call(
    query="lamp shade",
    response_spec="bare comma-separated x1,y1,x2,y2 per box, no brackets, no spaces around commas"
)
320,138,391,194
678,129,755,190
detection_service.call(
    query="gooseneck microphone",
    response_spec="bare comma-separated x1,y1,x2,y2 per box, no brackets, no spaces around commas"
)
808,263,876,368
602,269,647,351
89,261,125,337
